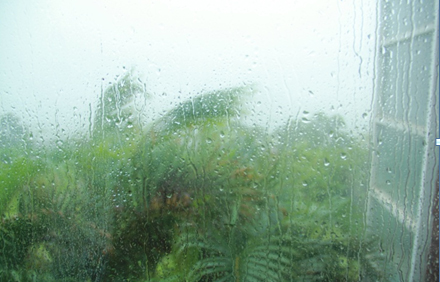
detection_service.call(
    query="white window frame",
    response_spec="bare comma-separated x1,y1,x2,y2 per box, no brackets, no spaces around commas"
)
367,0,439,280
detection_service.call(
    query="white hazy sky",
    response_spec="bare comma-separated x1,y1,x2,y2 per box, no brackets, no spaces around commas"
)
0,0,377,140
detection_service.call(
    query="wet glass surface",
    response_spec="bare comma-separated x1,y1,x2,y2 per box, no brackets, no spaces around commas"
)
0,1,438,281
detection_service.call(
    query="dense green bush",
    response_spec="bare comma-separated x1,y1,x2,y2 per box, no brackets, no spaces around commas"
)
0,73,382,281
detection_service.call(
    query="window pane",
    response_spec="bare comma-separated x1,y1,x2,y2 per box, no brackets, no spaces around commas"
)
0,1,437,281
370,0,439,280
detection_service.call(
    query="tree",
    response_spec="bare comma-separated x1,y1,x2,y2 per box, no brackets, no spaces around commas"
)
93,71,147,139
0,73,384,281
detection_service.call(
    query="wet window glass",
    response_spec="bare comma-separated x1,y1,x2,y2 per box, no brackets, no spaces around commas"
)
0,1,438,281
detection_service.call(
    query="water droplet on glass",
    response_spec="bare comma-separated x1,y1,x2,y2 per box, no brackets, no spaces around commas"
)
220,131,225,138
324,158,330,166
340,153,347,160
206,138,212,144
301,117,311,123
386,180,391,185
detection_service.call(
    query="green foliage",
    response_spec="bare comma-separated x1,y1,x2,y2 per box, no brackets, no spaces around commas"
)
0,74,383,281
94,71,147,137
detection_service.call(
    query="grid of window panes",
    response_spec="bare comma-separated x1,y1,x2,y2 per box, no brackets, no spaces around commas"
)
368,0,439,280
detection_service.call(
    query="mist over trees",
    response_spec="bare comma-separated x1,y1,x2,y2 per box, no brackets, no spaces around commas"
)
0,73,385,281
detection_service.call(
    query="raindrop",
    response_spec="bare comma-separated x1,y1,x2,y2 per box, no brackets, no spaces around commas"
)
340,153,347,160
206,138,212,144
301,117,311,123
220,131,225,138
386,180,391,185
324,158,330,166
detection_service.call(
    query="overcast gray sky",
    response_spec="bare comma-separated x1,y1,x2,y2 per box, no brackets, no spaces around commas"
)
0,0,377,140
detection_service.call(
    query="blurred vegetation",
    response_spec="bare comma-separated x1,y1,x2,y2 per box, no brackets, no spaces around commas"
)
0,72,385,281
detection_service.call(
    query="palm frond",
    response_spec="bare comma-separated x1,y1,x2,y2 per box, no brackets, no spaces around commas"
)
151,86,252,135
